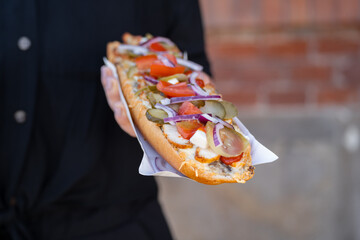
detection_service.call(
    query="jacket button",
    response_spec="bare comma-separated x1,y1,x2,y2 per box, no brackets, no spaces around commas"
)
14,110,26,124
18,36,31,51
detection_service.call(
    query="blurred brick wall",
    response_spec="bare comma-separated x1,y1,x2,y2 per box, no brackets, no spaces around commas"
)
199,0,360,108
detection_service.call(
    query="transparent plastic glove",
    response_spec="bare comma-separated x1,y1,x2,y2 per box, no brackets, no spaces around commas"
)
100,65,136,137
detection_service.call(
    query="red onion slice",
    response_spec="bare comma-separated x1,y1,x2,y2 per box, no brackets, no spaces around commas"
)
155,103,177,117
118,45,148,55
189,84,209,96
213,123,224,147
214,117,234,129
199,113,218,124
199,114,234,129
144,75,159,85
163,95,221,105
189,72,209,96
141,37,175,48
155,103,177,125
176,58,203,71
158,55,175,67
163,114,203,123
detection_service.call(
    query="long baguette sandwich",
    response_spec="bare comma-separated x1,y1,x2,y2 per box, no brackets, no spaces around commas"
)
106,33,254,184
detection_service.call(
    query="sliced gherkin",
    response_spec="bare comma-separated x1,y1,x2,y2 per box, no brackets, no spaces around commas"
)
127,66,137,79
146,108,168,124
220,101,238,119
147,92,165,107
200,101,225,119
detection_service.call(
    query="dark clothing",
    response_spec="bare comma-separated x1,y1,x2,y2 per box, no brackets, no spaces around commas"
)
0,0,210,239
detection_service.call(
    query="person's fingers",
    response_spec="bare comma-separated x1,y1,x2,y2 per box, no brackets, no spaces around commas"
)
101,65,113,87
104,76,121,111
114,101,136,137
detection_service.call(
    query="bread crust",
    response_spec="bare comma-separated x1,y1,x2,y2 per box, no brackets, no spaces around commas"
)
107,41,254,185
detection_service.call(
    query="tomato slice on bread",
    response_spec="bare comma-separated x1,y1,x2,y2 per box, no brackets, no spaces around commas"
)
220,152,244,165
178,101,202,115
150,42,167,52
156,81,195,97
176,120,203,140
135,55,157,70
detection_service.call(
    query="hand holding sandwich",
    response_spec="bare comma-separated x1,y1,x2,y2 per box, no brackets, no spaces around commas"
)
101,66,136,137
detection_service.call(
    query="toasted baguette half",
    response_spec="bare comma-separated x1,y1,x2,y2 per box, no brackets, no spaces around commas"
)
106,39,254,185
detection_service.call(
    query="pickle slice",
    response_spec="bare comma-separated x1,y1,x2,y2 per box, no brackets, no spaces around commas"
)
146,108,168,124
127,66,137,79
147,92,165,107
220,101,238,119
200,101,225,119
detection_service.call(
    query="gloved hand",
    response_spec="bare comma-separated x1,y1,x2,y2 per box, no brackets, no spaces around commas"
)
101,66,136,137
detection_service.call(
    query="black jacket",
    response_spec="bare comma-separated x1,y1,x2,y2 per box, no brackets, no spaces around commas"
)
0,0,210,239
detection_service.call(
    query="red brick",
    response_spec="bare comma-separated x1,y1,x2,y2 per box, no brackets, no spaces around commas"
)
212,62,281,82
233,0,259,26
337,0,359,23
262,0,284,26
317,87,358,104
222,90,258,106
268,89,307,105
342,63,360,87
208,41,260,59
313,0,335,24
291,65,332,82
264,39,308,58
213,0,233,26
318,37,360,54
289,0,310,25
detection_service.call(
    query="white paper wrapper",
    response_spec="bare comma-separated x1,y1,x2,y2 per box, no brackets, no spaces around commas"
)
103,58,278,179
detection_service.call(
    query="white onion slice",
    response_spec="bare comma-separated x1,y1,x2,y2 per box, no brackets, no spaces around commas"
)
176,58,203,71
117,45,148,55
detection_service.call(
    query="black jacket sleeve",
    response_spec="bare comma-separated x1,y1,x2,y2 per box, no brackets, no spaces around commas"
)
166,0,212,76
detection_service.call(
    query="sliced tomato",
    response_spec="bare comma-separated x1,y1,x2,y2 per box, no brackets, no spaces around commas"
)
176,120,203,140
162,53,177,65
198,126,206,133
178,101,202,115
150,42,167,52
156,81,195,97
196,78,205,88
135,55,157,70
151,63,185,77
220,152,244,165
